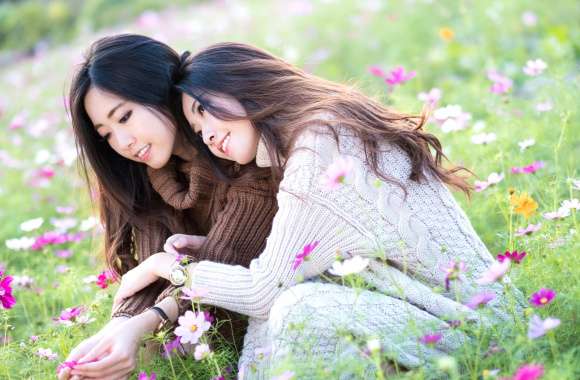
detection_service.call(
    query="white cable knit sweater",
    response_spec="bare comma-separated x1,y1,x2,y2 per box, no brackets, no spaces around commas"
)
189,119,523,376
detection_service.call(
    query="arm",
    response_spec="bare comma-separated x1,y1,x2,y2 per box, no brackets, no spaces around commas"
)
155,179,278,319
187,190,362,319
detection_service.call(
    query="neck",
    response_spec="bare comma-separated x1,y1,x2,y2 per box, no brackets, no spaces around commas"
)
171,130,196,161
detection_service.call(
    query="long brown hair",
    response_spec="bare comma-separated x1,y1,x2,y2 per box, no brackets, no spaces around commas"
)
177,42,472,195
68,34,199,276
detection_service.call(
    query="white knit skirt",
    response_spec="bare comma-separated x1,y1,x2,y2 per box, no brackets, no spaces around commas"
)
237,282,469,380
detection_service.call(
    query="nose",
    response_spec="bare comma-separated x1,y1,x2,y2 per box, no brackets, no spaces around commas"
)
201,125,216,146
116,129,136,151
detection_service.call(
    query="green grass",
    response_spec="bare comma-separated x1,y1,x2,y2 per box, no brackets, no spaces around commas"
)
0,0,578,379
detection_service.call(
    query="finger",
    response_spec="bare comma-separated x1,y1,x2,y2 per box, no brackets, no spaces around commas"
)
164,241,178,255
57,367,70,380
72,349,133,378
173,237,187,248
76,339,110,366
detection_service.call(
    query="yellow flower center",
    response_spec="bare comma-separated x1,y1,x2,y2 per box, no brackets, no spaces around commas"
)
540,297,548,304
190,324,198,332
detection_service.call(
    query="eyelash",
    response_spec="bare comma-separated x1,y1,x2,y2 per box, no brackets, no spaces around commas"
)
99,110,131,141
119,110,132,123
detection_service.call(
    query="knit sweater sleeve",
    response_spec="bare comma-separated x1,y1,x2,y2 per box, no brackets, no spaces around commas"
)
188,132,364,320
155,177,279,318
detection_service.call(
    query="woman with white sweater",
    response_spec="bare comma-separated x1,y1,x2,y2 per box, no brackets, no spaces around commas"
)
72,42,523,379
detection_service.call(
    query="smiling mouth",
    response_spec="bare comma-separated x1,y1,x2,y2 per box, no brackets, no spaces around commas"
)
217,132,231,155
135,144,151,160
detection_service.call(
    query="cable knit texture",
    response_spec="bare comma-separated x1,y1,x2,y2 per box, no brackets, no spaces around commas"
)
111,156,278,348
186,120,524,378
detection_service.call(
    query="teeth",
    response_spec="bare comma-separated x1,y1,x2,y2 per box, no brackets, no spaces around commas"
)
222,133,231,153
136,144,150,158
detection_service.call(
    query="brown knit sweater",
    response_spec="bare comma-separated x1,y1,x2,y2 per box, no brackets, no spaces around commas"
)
111,155,278,347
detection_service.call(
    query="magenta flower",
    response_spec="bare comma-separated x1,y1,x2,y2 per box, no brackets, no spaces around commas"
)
203,310,215,324
487,69,513,94
529,288,556,307
385,66,416,87
0,271,16,309
368,65,387,78
292,241,320,270
96,270,116,289
442,260,466,291
138,371,157,380
511,161,545,174
162,336,185,359
56,361,78,375
476,260,510,285
320,156,354,190
528,315,560,339
512,364,544,380
419,333,442,346
497,250,527,264
465,292,496,310
54,306,84,325
31,231,85,250
515,223,542,237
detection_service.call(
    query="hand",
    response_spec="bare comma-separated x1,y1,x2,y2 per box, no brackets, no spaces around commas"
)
164,234,207,255
111,252,177,312
69,314,155,380
58,317,129,380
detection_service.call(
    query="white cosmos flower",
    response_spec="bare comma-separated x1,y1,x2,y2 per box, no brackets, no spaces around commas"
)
328,256,370,276
5,236,35,251
20,217,44,232
518,138,535,151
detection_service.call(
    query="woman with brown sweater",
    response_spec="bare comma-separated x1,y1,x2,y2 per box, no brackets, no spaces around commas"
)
58,34,278,380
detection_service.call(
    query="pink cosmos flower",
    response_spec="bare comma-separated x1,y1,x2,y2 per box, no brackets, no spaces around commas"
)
497,250,527,264
8,113,26,130
174,311,211,345
529,288,556,307
162,336,185,359
368,65,387,78
535,101,553,112
385,66,416,87
432,105,472,133
474,172,504,192
487,70,513,94
194,343,211,360
54,306,84,325
292,241,320,270
30,335,39,342
542,207,570,220
512,364,544,380
511,161,544,174
442,260,466,291
96,270,116,289
36,348,58,360
515,223,542,237
417,88,442,107
419,333,442,346
466,292,496,310
56,205,76,214
523,59,547,76
31,231,85,250
55,249,73,258
203,310,215,324
0,271,16,309
476,260,510,285
180,286,209,301
528,315,560,339
320,156,354,190
137,371,157,380
521,11,538,27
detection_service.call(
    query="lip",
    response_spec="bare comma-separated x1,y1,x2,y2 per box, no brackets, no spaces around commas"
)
135,144,151,162
217,132,231,156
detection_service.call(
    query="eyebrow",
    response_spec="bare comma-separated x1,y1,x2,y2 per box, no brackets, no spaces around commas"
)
94,101,126,129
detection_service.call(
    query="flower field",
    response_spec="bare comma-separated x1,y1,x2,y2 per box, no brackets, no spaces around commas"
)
0,0,578,379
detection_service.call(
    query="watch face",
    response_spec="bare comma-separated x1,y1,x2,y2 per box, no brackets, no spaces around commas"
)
170,268,186,285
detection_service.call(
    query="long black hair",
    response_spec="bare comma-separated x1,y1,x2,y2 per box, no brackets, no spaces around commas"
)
68,34,197,275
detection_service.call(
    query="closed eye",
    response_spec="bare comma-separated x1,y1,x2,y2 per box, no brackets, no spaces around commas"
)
119,110,132,124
